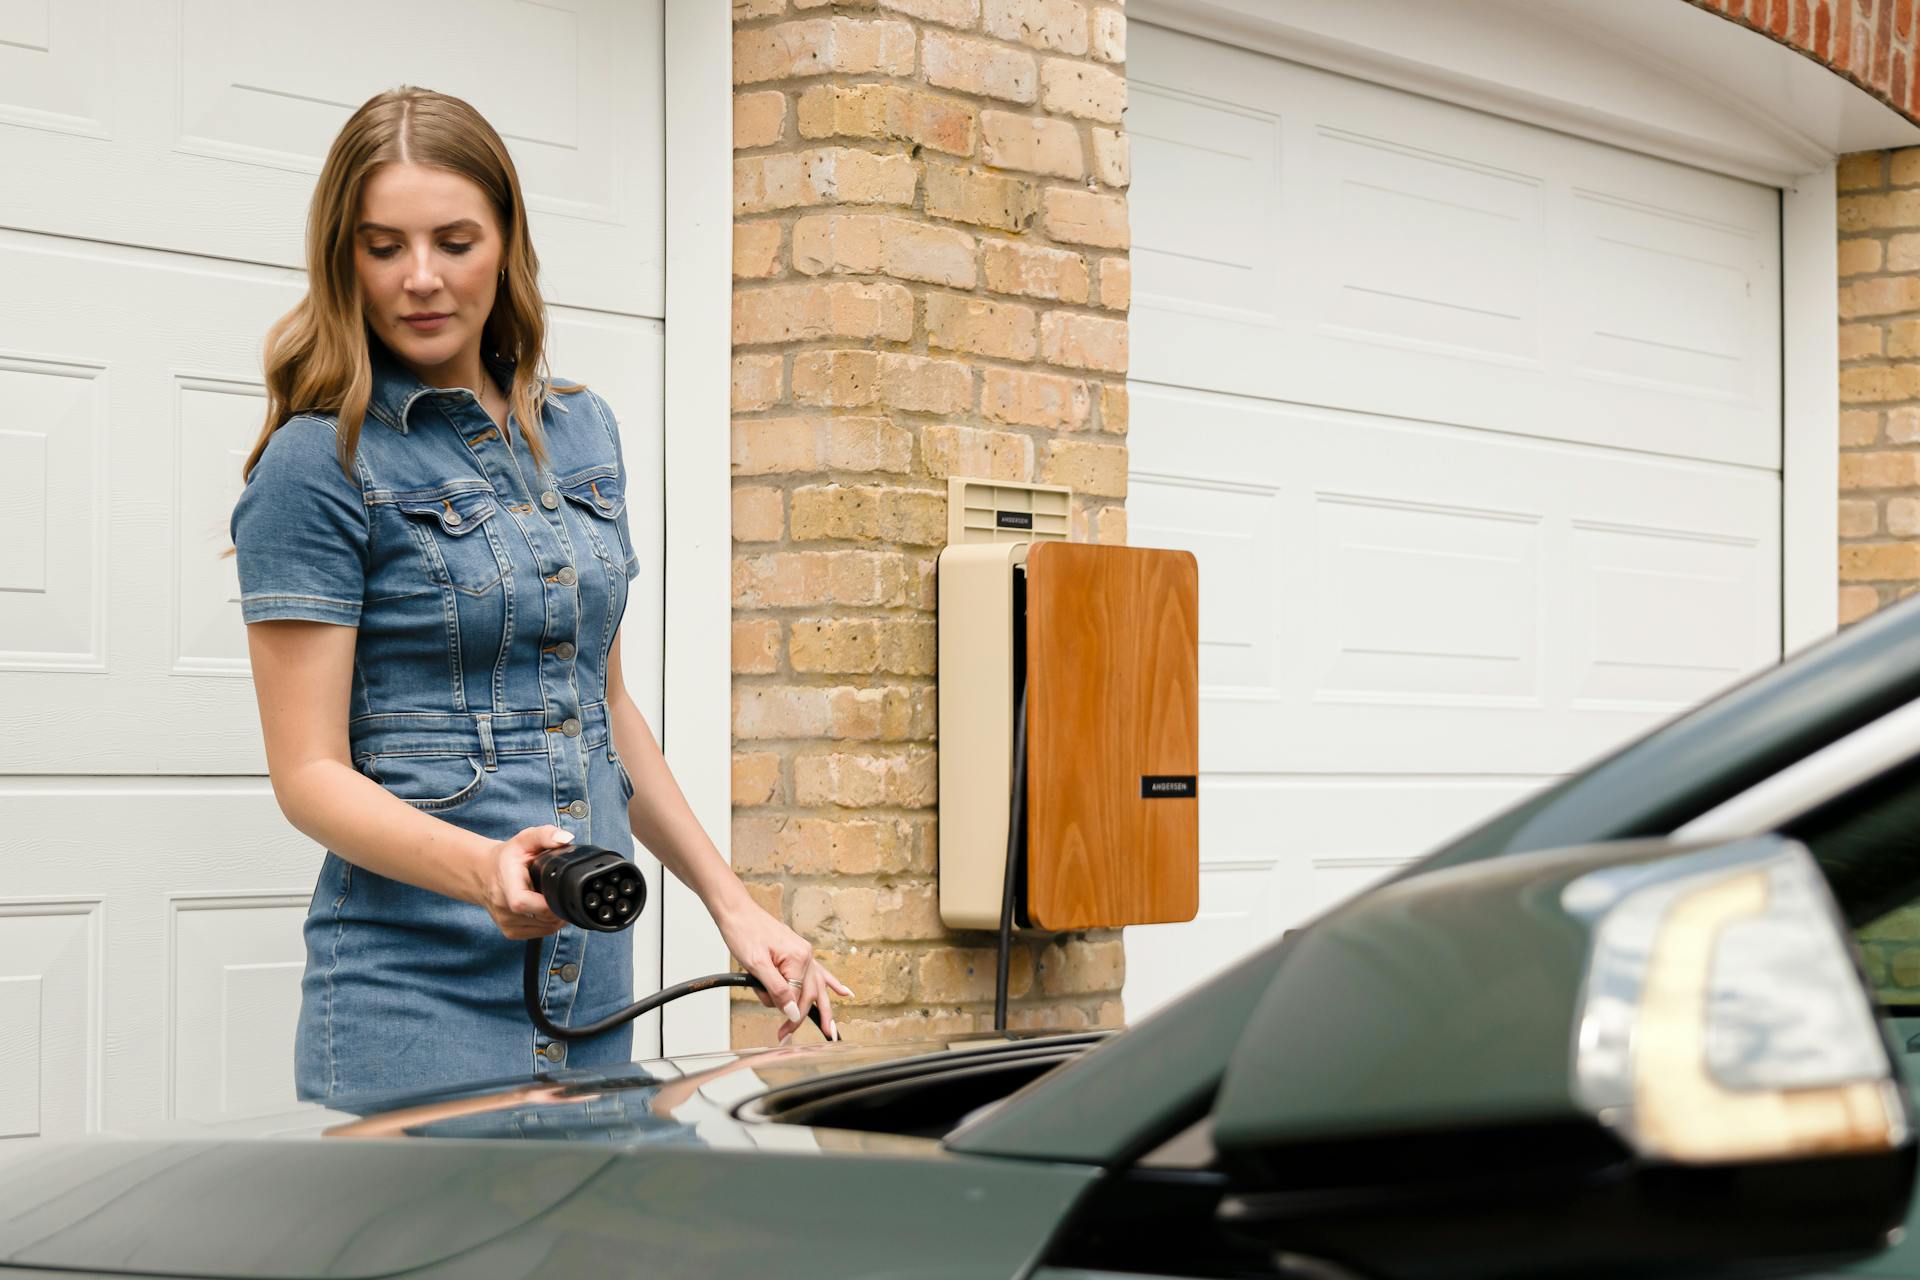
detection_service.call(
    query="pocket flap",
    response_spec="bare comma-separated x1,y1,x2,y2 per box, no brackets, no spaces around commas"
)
558,469,625,521
396,488,499,536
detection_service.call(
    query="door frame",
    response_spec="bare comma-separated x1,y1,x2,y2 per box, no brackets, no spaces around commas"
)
1782,172,1841,655
658,0,734,1055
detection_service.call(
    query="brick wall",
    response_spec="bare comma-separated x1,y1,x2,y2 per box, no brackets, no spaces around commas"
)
1689,1,1920,124
1840,147,1920,982
1837,148,1920,626
729,0,1131,1045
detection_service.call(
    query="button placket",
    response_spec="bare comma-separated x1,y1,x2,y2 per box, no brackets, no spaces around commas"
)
451,403,591,851
508,461,588,836
535,929,581,1064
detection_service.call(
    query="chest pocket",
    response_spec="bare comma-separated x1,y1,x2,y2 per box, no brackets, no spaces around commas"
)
557,467,630,571
395,485,505,595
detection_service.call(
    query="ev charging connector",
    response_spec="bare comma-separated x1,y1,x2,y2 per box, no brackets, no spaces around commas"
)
530,845,645,931
524,847,829,1042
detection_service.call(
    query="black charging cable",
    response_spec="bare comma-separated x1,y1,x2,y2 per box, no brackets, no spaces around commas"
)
524,947,782,1042
994,680,1029,1033
524,846,830,1043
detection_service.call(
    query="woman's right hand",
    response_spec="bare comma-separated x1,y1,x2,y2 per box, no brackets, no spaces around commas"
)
478,826,573,940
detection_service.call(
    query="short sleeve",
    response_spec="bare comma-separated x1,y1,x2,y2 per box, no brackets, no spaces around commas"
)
230,416,369,626
585,390,643,582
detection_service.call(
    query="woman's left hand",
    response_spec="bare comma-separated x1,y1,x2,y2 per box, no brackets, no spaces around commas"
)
716,899,853,1042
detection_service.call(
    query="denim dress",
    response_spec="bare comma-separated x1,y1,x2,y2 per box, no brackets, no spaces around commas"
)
231,344,642,1101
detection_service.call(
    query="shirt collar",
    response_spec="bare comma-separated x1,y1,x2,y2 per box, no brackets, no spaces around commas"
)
363,338,527,435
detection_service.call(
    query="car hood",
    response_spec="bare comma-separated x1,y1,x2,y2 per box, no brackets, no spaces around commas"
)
0,1033,1106,1280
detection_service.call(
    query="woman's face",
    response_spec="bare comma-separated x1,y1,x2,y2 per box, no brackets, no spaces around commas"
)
353,162,505,385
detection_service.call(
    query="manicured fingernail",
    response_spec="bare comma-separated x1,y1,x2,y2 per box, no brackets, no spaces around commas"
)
829,1022,839,1041
553,830,574,843
783,1001,802,1023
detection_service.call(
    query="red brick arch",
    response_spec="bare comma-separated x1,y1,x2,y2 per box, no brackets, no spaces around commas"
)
1689,0,1920,122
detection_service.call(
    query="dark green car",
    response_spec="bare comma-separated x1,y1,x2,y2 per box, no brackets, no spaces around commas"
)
11,599,1920,1280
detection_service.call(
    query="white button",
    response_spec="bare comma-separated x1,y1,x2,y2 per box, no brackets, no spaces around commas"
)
567,799,589,819
555,642,576,661
562,718,581,738
444,511,462,527
556,566,577,586
541,490,560,510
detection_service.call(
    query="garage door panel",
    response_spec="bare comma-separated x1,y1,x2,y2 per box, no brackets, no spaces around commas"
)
169,894,308,1124
1129,83,1280,319
0,0,108,135
1312,493,1542,705
0,0,663,318
0,357,105,672
1131,23,1780,469
0,901,102,1141
1568,520,1768,710
1318,126,1542,363
1569,195,1754,400
1130,382,1780,782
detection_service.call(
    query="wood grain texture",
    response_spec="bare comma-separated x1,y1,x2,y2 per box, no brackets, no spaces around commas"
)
1025,542,1199,930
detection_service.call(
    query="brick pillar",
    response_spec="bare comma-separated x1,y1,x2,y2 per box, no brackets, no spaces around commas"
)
1838,147,1920,987
1838,148,1920,625
729,0,1131,1045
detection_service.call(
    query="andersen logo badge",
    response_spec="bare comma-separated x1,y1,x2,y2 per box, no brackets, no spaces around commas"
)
1140,775,1198,799
995,510,1034,530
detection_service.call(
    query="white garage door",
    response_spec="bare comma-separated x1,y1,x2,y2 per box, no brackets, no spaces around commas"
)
0,0,667,1138
1123,25,1784,1013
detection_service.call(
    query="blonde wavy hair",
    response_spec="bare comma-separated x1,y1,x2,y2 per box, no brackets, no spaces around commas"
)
243,85,578,481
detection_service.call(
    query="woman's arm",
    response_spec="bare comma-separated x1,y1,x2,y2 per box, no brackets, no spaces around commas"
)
605,629,851,1040
248,619,569,939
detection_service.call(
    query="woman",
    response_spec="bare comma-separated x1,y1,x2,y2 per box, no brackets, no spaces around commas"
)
231,87,844,1102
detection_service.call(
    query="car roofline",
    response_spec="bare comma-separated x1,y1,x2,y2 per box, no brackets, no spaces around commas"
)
1676,693,1920,843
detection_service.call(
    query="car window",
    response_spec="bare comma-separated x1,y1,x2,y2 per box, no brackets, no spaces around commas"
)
1780,753,1920,1007
1782,761,1920,1280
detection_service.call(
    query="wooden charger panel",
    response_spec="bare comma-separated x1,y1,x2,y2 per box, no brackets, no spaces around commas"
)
1025,542,1200,931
